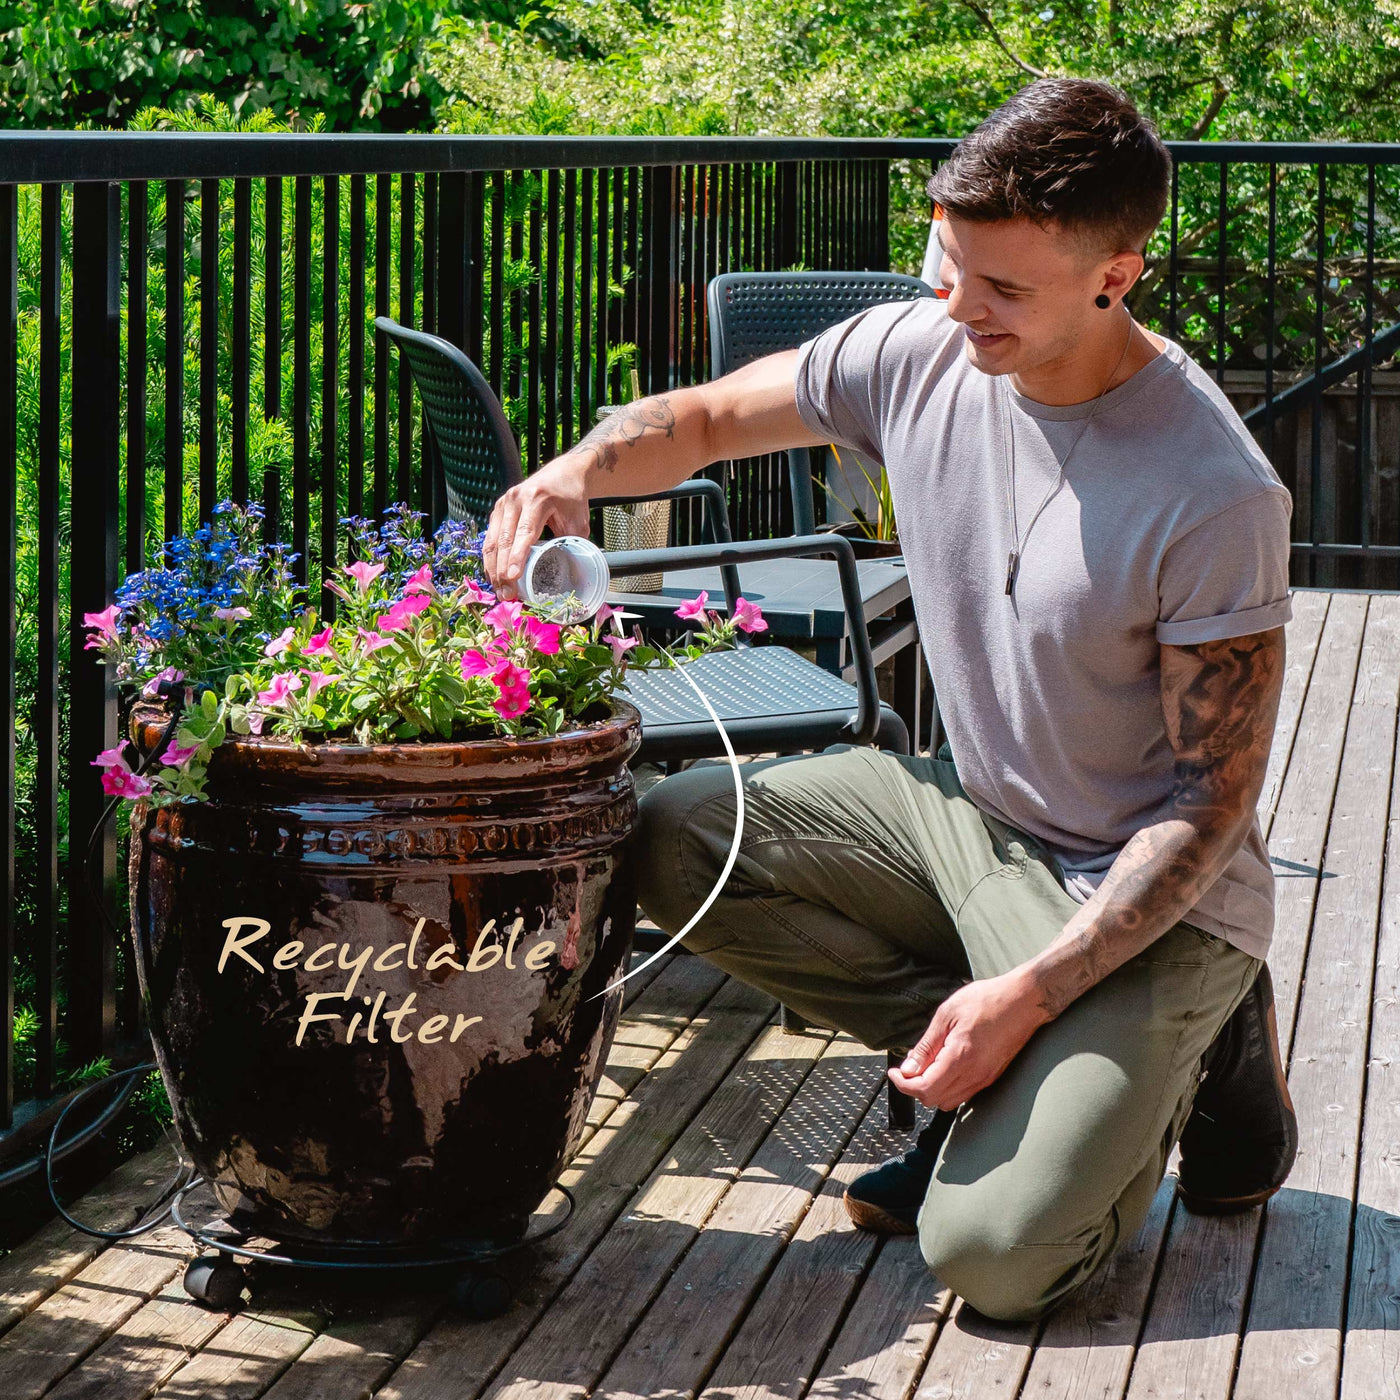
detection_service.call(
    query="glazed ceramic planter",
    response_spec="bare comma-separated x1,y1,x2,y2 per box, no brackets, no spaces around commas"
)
126,699,641,1247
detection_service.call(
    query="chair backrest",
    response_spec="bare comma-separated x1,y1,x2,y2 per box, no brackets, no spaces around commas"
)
374,317,522,528
707,270,937,375
705,272,937,534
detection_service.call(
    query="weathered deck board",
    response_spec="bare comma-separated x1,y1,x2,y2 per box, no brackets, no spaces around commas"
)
483,1028,858,1400
1125,592,1369,1400
1233,594,1400,1398
0,1221,197,1400
1,592,1395,1400
690,1087,932,1400
0,1146,181,1337
1340,623,1400,1400
805,1231,950,1400
1257,587,1329,831
588,1035,883,1400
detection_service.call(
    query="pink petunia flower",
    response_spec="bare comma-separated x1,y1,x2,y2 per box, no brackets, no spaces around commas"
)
460,647,501,679
356,628,395,656
732,597,768,634
100,765,152,799
263,626,297,658
303,626,335,656
344,560,387,593
491,658,531,692
493,686,530,720
140,666,185,700
489,657,532,720
462,577,495,605
244,711,266,736
604,634,637,663
301,670,341,701
212,606,251,622
160,739,202,767
483,599,524,636
404,563,435,596
91,745,132,770
255,673,303,708
674,591,709,622
377,592,432,632
83,604,121,639
522,616,561,654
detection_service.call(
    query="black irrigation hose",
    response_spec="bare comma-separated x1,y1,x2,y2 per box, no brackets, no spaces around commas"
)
44,1062,197,1241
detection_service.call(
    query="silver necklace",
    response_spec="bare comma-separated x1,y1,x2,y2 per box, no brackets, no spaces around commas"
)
1002,313,1135,598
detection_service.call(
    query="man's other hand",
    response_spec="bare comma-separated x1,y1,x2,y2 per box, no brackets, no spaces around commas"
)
888,970,1047,1112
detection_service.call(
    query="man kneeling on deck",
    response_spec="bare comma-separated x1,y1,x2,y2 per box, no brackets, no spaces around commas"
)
482,77,1299,1322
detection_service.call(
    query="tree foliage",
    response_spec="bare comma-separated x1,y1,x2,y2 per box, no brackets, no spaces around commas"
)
0,0,451,130
428,0,1400,143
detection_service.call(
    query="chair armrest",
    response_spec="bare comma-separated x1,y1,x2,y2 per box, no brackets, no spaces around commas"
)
591,478,742,611
603,533,880,745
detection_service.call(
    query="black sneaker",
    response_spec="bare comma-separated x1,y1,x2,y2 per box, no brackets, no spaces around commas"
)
1176,963,1299,1214
843,1108,956,1235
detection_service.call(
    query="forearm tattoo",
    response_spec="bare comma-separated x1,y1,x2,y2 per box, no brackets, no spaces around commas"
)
1028,628,1286,1021
571,396,677,478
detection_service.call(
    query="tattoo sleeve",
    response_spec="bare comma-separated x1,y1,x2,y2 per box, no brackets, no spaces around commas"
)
569,395,677,480
1023,627,1286,1022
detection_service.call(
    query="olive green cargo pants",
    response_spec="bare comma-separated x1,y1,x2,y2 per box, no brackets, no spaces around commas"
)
633,744,1262,1322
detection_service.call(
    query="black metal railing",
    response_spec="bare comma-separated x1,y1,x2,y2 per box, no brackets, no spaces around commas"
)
1,132,1398,1144
0,134,902,1138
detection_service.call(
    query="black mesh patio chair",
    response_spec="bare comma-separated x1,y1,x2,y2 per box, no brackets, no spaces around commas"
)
379,314,917,1129
707,270,938,536
376,316,742,597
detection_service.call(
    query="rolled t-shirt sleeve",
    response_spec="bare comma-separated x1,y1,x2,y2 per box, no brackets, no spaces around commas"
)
1156,488,1294,646
791,306,894,465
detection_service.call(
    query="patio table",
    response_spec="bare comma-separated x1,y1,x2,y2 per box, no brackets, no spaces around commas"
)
607,555,926,751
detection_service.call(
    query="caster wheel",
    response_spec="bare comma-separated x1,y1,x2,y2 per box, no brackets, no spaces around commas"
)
452,1268,511,1320
183,1257,247,1311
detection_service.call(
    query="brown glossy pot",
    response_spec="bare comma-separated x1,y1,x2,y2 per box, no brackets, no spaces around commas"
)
126,699,641,1247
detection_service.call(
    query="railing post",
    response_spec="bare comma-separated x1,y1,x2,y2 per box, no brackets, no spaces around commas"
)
644,164,677,395
434,171,469,526
875,158,891,271
0,184,15,1124
776,163,799,271
68,181,123,1065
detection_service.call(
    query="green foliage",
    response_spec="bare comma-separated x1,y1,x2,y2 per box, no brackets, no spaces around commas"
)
0,0,449,131
430,0,1400,144
429,0,1400,274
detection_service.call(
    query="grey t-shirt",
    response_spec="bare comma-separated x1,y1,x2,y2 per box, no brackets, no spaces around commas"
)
793,298,1293,959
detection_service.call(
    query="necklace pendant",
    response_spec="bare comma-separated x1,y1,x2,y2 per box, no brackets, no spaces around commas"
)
1005,550,1019,597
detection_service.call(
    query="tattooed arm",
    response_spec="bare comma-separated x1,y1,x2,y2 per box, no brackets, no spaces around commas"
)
483,348,825,591
890,628,1285,1111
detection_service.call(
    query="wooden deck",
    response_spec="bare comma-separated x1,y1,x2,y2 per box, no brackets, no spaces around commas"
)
2,586,1398,1400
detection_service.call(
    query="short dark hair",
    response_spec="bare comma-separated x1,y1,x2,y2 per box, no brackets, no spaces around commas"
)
927,78,1172,261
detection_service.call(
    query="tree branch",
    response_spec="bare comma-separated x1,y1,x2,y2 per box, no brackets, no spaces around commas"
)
959,1,1049,81
1187,78,1229,140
